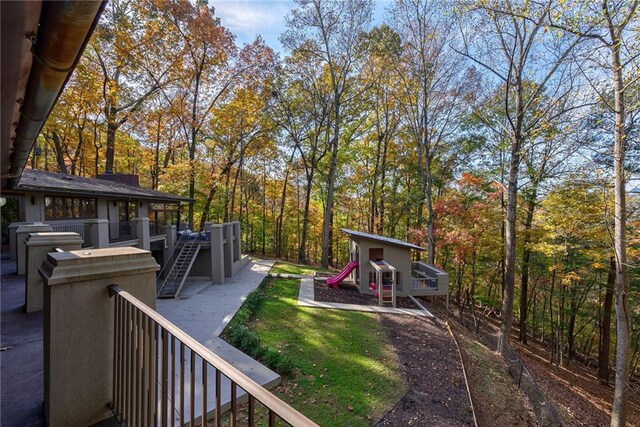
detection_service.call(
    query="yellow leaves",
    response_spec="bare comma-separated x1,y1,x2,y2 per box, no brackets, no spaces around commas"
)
561,271,580,287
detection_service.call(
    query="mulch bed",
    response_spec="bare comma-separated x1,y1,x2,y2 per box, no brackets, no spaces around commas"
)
312,280,473,425
375,314,473,426
313,280,419,310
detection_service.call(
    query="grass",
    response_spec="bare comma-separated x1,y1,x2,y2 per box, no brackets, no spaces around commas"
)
229,277,406,426
269,261,330,276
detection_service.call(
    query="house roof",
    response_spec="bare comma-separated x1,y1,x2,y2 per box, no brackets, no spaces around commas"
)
341,228,425,251
16,169,191,203
1,1,106,190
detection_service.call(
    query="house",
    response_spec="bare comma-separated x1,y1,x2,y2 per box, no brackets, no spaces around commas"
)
4,168,250,295
1,2,310,426
341,228,449,306
5,168,187,250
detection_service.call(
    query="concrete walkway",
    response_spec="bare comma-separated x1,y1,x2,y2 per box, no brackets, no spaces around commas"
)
298,277,434,317
156,257,278,424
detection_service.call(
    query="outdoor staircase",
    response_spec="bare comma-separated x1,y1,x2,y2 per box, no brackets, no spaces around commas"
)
157,236,201,299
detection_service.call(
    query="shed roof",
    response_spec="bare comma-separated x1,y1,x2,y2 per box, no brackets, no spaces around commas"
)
16,169,191,203
341,228,425,251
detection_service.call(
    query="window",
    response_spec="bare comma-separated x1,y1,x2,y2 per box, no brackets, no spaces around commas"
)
45,196,97,220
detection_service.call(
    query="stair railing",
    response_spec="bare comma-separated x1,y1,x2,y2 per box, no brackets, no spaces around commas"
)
157,231,186,280
157,230,202,297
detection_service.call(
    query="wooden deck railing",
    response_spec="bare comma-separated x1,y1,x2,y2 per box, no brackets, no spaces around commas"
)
50,221,88,243
109,285,317,427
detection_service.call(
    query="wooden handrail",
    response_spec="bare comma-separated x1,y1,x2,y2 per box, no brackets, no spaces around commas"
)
109,285,318,427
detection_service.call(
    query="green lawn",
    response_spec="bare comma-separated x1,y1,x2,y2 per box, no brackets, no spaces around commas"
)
269,261,330,276
244,277,406,425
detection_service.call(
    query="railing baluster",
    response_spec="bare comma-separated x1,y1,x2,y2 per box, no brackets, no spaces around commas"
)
124,300,131,423
131,306,137,426
202,361,208,426
152,322,158,426
162,328,169,427
230,382,237,427
171,335,176,427
180,343,185,427
120,297,126,421
190,350,195,425
248,395,255,427
113,295,120,417
141,313,147,427
109,285,317,427
136,308,143,425
215,370,221,427
130,305,136,425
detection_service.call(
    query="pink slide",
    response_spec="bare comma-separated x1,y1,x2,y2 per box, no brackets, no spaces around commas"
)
327,261,359,288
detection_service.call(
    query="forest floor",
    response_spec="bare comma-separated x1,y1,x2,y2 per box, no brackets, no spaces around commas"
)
432,299,640,427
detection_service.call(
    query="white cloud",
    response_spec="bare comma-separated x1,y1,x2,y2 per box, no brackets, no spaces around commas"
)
213,0,290,31
211,0,294,50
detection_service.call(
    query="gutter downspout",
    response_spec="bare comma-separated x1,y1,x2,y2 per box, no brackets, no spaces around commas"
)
6,0,107,187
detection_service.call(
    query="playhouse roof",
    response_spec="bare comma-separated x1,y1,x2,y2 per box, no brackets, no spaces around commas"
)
341,229,425,251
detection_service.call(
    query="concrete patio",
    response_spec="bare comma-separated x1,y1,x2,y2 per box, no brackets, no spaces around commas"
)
0,256,277,426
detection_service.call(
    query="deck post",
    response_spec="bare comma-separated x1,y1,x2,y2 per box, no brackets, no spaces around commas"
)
132,216,150,250
209,224,225,284
25,232,83,312
15,223,53,275
86,218,109,248
39,247,159,426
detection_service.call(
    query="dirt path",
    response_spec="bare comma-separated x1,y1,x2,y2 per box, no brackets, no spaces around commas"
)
375,314,473,426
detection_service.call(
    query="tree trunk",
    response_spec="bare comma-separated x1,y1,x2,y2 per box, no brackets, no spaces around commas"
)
497,67,524,356
261,160,266,256
104,104,119,173
519,186,538,344
598,257,615,384
50,132,68,174
188,57,205,229
299,172,314,264
498,133,522,354
610,32,630,426
275,151,295,258
321,99,340,268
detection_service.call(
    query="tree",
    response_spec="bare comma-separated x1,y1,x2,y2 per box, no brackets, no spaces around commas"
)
540,1,639,423
459,0,585,355
282,0,374,268
358,25,403,235
92,0,177,174
390,0,474,264
272,53,331,263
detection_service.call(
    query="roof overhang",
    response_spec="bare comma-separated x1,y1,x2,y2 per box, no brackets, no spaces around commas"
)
341,228,425,251
1,1,106,190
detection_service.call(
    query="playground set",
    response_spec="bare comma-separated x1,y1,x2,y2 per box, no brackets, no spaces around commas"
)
326,229,449,308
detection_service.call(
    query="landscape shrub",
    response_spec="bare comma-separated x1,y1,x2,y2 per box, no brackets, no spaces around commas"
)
224,283,295,376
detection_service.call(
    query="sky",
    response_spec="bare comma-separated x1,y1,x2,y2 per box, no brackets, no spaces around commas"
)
211,0,391,53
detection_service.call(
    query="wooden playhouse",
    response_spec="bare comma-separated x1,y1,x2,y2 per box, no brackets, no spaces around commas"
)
339,228,449,307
